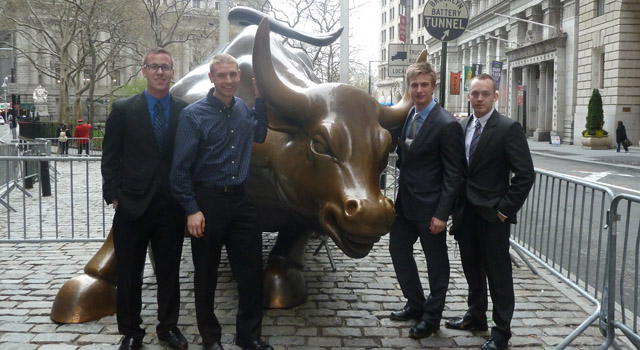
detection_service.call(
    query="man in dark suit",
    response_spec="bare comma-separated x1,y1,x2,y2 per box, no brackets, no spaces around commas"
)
388,61,465,338
102,48,189,350
445,73,535,350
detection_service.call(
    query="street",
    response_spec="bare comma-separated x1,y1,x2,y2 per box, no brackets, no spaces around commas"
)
532,153,640,195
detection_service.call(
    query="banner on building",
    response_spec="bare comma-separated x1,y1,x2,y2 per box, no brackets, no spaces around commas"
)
450,72,461,95
491,60,503,90
472,64,483,76
464,66,472,91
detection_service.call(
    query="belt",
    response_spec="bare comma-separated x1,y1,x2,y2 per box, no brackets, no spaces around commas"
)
195,182,244,193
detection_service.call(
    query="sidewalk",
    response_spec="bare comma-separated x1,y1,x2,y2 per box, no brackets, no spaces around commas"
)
527,138,640,171
0,136,636,349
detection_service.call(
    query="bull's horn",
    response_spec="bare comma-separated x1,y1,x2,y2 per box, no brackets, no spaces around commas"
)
230,6,343,47
253,18,310,123
379,49,428,130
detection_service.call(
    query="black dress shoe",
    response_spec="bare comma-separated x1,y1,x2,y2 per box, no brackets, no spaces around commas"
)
444,316,488,331
408,320,440,339
389,306,423,321
239,339,274,350
481,338,508,350
202,341,224,350
158,327,188,350
119,335,143,350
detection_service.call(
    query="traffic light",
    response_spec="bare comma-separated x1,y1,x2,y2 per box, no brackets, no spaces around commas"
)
16,95,20,104
11,95,16,104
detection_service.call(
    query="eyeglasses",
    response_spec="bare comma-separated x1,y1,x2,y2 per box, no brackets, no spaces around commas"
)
143,64,174,72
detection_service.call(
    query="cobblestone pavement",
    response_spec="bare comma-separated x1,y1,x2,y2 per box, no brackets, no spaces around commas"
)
1,232,632,350
0,140,636,349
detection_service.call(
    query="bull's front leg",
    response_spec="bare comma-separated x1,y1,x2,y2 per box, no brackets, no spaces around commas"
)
263,227,313,308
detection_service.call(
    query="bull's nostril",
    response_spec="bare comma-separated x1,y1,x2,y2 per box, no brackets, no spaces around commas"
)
344,199,360,217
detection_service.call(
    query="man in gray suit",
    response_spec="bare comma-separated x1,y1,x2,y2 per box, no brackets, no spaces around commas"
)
446,73,535,350
388,61,465,338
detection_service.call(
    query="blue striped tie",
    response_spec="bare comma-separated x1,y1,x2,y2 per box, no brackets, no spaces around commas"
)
468,118,482,164
153,102,166,150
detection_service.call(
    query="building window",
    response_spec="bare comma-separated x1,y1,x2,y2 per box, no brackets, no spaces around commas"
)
390,25,395,40
382,12,386,24
410,17,414,32
193,0,201,8
381,29,387,43
390,7,395,21
596,0,605,16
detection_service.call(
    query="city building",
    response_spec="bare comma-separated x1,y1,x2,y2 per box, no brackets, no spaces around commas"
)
376,0,639,146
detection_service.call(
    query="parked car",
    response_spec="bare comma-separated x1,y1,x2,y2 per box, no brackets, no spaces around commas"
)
0,116,5,125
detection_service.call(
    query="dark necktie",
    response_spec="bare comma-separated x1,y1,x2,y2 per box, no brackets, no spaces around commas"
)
153,102,166,150
468,118,482,164
408,113,420,139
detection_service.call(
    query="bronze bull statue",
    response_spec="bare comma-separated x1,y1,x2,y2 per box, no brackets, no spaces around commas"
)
51,10,422,323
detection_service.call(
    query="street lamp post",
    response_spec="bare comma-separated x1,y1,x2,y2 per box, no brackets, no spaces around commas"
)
368,60,385,96
2,76,8,116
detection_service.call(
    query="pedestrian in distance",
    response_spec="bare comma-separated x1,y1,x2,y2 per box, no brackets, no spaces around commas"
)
170,53,273,350
447,73,535,350
58,123,71,155
387,61,465,339
616,121,630,153
101,48,189,350
74,119,92,155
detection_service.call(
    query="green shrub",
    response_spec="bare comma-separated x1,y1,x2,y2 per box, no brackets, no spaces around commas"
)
582,88,608,136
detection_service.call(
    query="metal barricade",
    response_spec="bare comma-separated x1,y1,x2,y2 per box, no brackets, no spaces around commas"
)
509,169,640,349
601,194,640,349
0,154,109,243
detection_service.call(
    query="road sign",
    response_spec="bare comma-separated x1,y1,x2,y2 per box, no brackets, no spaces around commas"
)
388,44,426,77
518,85,524,105
422,0,469,41
6,83,19,94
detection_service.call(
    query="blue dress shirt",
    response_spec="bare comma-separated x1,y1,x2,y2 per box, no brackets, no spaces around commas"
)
170,88,268,215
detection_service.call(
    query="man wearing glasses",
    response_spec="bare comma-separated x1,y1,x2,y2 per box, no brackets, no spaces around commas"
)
102,48,189,350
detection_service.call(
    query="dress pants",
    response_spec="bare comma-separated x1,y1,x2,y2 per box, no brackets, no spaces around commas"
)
457,206,513,345
192,186,263,346
112,190,185,339
389,213,450,326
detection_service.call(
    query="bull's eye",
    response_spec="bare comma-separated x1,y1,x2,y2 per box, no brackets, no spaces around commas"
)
310,139,332,157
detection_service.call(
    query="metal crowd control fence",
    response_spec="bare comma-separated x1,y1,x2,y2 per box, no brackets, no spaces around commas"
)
37,137,104,156
601,194,640,349
511,169,640,349
0,149,109,243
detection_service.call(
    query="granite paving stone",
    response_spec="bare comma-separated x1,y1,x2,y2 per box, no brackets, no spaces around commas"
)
1,157,638,349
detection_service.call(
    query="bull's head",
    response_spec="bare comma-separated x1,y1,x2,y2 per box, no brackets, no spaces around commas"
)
252,19,414,258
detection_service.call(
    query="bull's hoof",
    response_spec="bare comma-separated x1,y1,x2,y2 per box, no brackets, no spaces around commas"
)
50,274,116,323
263,257,307,308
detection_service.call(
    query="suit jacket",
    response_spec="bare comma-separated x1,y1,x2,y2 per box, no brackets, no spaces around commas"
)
393,104,465,222
101,92,188,221
454,110,535,226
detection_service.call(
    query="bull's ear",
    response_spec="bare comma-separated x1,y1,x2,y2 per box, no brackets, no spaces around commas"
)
266,106,303,135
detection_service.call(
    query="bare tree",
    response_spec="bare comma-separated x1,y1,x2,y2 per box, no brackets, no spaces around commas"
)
262,0,364,83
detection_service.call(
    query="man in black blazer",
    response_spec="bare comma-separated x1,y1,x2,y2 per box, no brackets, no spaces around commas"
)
102,48,189,350
445,74,535,350
388,62,465,338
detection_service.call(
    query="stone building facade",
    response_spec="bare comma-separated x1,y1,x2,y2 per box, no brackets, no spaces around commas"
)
376,0,640,146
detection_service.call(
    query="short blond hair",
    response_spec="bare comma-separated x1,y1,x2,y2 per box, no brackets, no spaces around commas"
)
406,62,437,86
209,53,238,74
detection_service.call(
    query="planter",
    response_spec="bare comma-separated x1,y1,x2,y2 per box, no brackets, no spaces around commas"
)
581,135,610,150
